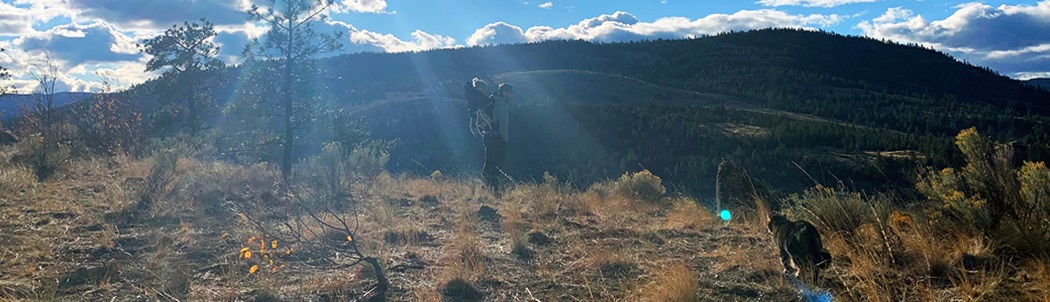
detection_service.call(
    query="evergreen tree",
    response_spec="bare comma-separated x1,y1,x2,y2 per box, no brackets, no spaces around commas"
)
141,18,225,136
242,0,343,178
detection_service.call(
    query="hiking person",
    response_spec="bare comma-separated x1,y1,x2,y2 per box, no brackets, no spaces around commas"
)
482,83,513,194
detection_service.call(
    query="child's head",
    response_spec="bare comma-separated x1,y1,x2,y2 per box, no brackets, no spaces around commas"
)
472,77,488,92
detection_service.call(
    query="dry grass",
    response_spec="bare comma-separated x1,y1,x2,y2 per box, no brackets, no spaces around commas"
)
635,263,700,302
664,197,712,230
4,150,1050,302
0,164,36,195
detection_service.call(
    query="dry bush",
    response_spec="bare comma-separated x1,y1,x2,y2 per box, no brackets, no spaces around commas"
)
0,164,37,195
346,140,392,179
502,173,571,226
498,202,531,260
789,186,880,239
664,197,712,230
131,150,178,215
612,169,666,204
1022,259,1050,301
574,188,604,217
578,247,639,280
76,83,146,156
444,211,486,282
10,133,72,181
636,263,700,302
581,178,660,228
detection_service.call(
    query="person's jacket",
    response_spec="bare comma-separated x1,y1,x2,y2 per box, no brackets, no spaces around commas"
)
490,94,510,142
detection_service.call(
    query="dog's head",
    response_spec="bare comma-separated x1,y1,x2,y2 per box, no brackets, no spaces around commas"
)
767,213,789,234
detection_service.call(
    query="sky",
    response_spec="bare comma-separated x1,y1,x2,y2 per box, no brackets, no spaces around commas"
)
1,0,1049,92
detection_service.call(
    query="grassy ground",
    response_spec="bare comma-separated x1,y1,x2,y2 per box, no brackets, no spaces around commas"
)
0,151,1047,301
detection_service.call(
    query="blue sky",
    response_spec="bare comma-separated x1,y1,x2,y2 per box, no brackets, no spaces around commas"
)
1,0,1049,92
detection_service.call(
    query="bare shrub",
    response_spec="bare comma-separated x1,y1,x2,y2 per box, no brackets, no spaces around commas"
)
235,141,388,300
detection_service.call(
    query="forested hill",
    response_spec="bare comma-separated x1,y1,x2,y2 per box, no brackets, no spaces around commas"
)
120,28,1050,196
1028,78,1050,91
317,28,1049,141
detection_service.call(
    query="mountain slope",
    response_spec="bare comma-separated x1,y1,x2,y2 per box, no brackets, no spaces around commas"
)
63,28,1050,195
310,29,1049,143
0,92,93,119
1028,78,1050,90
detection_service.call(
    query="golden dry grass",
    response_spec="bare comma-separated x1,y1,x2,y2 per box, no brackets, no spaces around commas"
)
635,263,701,302
664,197,713,230
2,152,1048,302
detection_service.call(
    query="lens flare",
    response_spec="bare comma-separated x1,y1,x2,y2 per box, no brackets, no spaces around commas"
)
719,209,731,221
793,276,834,302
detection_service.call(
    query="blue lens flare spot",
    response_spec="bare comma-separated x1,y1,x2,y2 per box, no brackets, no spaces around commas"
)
802,290,834,302
719,209,731,221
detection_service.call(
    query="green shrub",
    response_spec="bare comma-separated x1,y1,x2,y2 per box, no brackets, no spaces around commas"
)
613,170,666,203
917,128,1050,258
347,140,392,179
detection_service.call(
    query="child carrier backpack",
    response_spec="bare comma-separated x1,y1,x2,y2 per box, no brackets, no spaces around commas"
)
465,79,494,136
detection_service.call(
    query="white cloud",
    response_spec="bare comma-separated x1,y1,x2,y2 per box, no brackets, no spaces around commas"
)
758,0,877,8
336,0,393,14
0,2,36,36
539,2,553,9
468,10,843,46
62,0,259,33
858,1,1050,77
350,29,458,53
10,0,78,24
467,22,530,46
1,20,153,93
16,21,139,66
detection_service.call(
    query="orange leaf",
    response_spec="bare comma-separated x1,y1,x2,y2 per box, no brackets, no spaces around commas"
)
272,240,277,249
244,250,252,259
346,235,353,242
249,265,259,274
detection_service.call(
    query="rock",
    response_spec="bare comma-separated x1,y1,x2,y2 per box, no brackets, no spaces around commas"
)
419,194,439,205
961,253,994,271
527,230,553,246
442,278,483,302
512,244,533,261
0,130,17,146
477,205,501,224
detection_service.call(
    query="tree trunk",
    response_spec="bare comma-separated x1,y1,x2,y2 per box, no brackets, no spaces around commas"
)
281,23,296,180
363,257,389,302
188,87,200,137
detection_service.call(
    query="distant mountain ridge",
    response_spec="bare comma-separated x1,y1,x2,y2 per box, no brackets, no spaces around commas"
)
1027,78,1050,90
0,92,93,119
